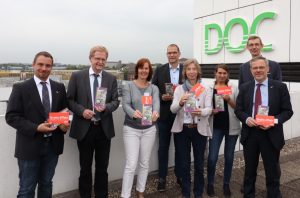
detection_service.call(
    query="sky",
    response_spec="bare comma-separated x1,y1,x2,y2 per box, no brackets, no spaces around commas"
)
0,0,194,64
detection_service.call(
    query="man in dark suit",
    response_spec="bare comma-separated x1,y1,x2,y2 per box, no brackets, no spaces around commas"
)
152,44,183,191
67,45,119,198
235,56,293,198
238,35,282,89
6,51,68,198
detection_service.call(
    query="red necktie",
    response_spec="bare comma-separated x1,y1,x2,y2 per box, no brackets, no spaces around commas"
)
254,84,262,117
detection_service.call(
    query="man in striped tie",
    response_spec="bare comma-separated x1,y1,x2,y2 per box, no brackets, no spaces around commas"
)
6,51,68,198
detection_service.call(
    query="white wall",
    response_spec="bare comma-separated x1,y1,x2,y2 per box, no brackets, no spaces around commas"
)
194,0,299,64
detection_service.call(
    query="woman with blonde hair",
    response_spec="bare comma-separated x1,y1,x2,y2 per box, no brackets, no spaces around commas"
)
171,58,212,198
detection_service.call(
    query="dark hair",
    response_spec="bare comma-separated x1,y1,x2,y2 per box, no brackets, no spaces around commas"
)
134,58,153,81
214,64,229,85
33,51,53,65
247,35,263,46
167,43,180,53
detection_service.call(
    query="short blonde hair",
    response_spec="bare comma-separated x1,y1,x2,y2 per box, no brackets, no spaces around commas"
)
182,58,202,81
89,45,109,59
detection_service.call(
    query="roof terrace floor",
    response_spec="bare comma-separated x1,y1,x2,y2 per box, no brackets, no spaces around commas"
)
54,137,300,198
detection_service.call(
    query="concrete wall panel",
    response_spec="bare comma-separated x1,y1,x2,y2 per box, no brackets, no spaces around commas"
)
224,6,254,63
290,0,300,62
214,0,239,14
194,0,213,18
239,0,272,7
253,0,290,62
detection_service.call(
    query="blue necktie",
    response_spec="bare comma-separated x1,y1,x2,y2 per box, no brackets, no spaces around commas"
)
41,81,50,118
93,74,99,102
93,74,101,121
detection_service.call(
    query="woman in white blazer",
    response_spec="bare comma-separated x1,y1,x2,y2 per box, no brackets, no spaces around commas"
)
170,58,212,198
206,64,241,197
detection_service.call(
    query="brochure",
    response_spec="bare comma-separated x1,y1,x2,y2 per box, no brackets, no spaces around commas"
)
257,105,269,116
141,94,153,126
190,83,205,97
48,112,70,125
216,86,232,95
214,94,225,111
94,87,107,109
165,83,177,96
255,115,275,127
184,92,198,112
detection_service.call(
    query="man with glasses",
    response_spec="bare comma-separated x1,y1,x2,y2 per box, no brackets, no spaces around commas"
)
235,56,293,197
152,44,184,192
67,45,119,198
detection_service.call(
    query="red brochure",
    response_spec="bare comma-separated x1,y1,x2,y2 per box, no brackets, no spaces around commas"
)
216,86,232,95
48,112,70,125
190,83,205,97
255,115,275,127
142,95,153,105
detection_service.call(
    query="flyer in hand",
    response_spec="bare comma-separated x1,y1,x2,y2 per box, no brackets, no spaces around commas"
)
95,87,107,109
141,94,153,126
216,86,232,95
190,83,205,97
214,94,225,111
184,92,198,112
165,83,177,96
48,112,70,125
255,115,275,127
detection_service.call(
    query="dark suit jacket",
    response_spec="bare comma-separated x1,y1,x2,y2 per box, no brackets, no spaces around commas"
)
67,69,119,141
152,63,183,121
5,78,67,160
235,79,293,150
238,60,282,89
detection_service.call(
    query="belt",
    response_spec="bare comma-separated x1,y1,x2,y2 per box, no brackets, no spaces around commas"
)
183,123,197,128
43,136,52,142
92,120,101,125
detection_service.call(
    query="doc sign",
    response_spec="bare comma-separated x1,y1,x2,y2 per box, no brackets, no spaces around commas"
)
205,12,276,55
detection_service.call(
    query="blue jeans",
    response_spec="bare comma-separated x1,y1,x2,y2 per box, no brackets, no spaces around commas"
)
176,126,207,197
17,139,59,198
157,115,181,179
207,128,238,186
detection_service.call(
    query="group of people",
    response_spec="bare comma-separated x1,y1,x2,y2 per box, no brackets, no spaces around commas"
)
5,35,293,198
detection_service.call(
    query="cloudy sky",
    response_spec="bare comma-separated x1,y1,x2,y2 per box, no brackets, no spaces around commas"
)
0,0,194,64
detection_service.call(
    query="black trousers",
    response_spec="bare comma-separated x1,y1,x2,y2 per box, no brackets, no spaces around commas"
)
77,123,111,198
243,129,281,198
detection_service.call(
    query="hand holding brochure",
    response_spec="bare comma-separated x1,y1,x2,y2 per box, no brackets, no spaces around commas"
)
48,112,70,125
94,87,107,109
190,83,205,97
216,86,232,95
141,93,153,126
214,94,225,111
184,92,197,112
255,115,275,127
165,83,177,96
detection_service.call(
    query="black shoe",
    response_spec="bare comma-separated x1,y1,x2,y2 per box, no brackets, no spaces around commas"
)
207,184,215,197
177,177,183,188
157,178,166,192
194,196,202,198
223,184,231,197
